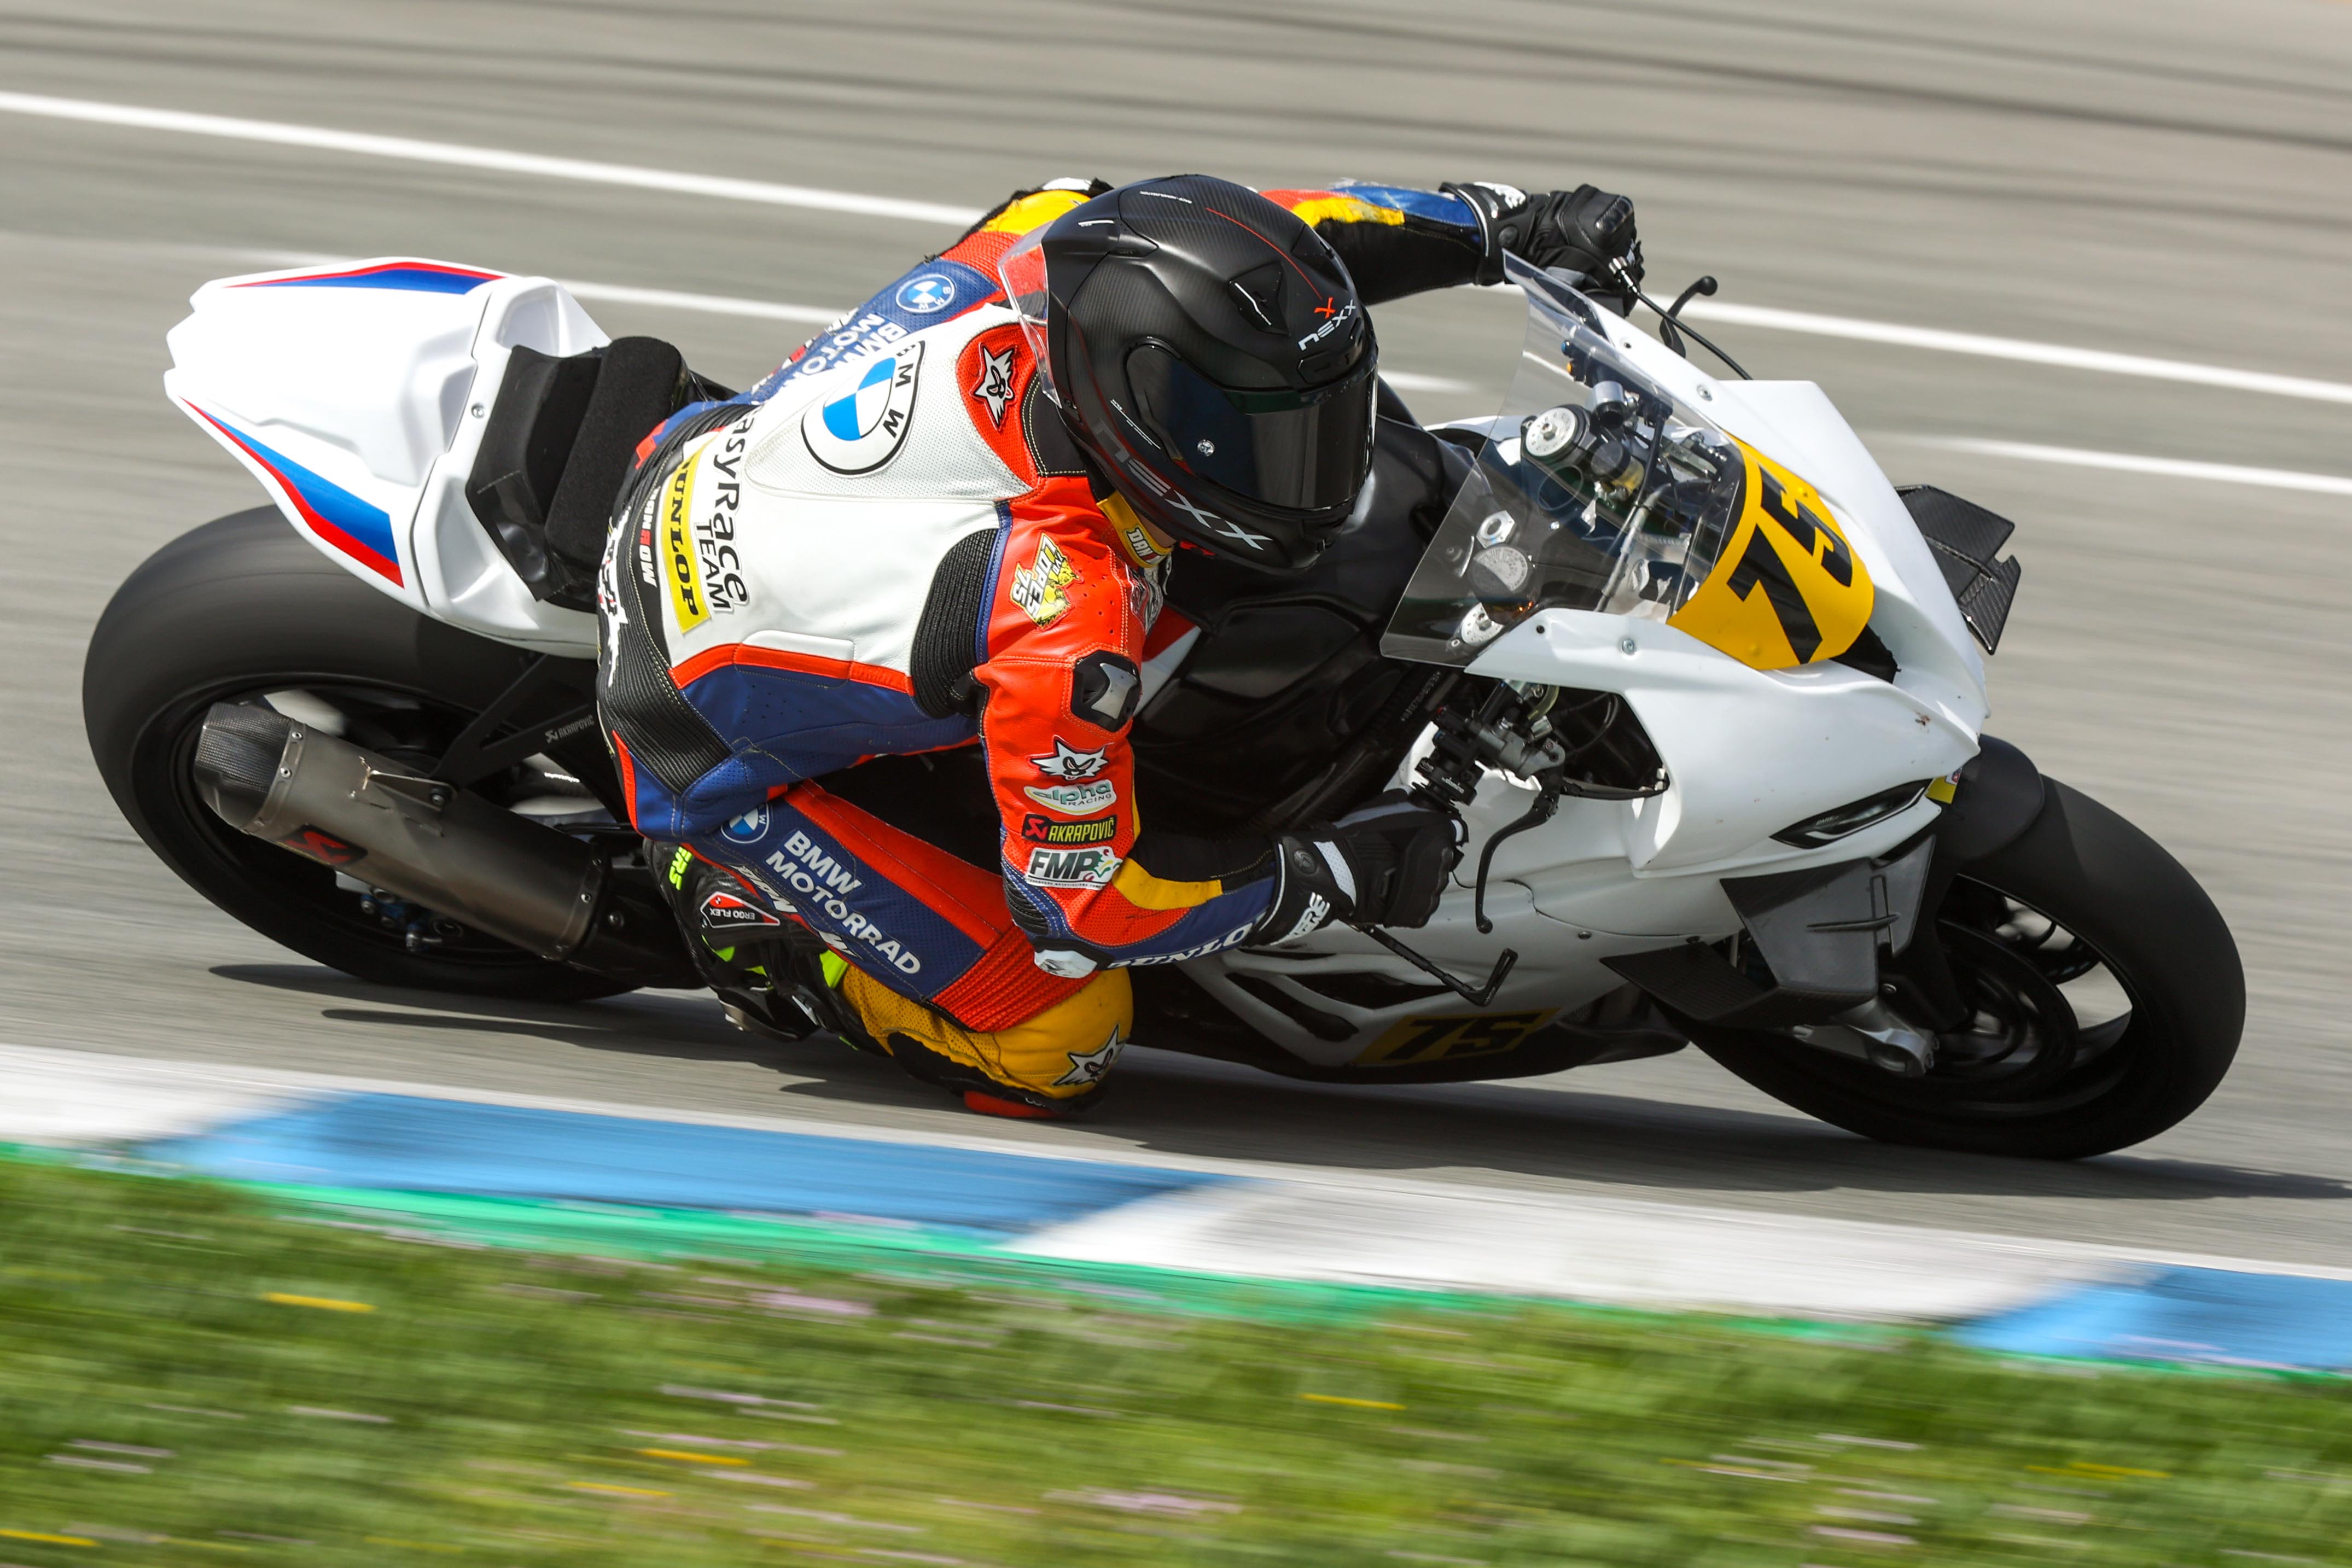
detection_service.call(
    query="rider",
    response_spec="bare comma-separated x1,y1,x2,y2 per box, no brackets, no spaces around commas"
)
596,174,1643,1117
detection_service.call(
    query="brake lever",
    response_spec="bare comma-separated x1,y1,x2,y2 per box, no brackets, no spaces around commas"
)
1608,258,1754,381
1357,925,1518,1010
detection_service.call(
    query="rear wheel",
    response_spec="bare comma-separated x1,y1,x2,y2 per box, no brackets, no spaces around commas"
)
1692,779,2244,1158
83,508,633,1001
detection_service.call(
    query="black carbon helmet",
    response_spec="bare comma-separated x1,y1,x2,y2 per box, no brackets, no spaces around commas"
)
997,174,1378,570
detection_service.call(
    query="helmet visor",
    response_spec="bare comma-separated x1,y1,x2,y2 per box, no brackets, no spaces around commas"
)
1126,344,1378,512
995,225,1057,400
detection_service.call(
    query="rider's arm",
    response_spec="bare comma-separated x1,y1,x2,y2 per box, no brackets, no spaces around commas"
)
1264,182,1641,306
1261,184,1493,304
971,513,1285,975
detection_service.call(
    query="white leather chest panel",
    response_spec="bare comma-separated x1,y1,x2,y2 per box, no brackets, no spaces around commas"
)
746,306,1022,502
651,311,1022,678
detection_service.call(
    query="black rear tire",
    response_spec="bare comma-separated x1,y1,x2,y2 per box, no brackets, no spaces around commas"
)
1692,779,2244,1158
83,508,632,1002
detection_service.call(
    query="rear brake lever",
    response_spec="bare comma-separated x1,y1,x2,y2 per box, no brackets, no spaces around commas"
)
1357,925,1518,1009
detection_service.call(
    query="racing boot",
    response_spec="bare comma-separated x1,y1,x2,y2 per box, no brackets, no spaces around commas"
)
653,842,844,1047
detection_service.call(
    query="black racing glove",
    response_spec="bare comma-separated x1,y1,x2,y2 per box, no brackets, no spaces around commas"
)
1443,180,1644,304
1256,791,1465,945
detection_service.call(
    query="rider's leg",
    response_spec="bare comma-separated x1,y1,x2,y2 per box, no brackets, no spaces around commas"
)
687,774,1130,1115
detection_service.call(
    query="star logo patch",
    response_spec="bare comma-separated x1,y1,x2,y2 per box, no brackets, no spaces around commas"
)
1053,1028,1125,1087
1029,736,1109,780
972,343,1016,428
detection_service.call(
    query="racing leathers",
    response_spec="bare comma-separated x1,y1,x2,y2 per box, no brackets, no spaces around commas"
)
596,177,1608,1114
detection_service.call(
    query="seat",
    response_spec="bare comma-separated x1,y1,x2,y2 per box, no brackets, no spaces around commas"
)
465,337,727,610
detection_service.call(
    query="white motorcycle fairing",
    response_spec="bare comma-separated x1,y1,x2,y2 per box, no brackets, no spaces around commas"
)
1187,263,1994,1072
163,258,606,655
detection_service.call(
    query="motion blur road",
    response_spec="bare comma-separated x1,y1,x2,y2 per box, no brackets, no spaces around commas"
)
6,1,2349,1266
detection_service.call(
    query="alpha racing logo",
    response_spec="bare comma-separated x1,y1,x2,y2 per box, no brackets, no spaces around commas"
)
764,831,921,974
1022,845,1120,889
1009,534,1076,627
1024,779,1116,815
971,343,1016,428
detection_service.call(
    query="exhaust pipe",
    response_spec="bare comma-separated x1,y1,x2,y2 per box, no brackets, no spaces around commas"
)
191,702,689,984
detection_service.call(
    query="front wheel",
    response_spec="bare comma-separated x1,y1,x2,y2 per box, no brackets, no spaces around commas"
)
1692,779,2244,1158
84,508,634,1002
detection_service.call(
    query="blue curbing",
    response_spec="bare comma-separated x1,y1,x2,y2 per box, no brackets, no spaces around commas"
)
145,1093,1217,1237
130,1089,2352,1373
1956,1266,2352,1372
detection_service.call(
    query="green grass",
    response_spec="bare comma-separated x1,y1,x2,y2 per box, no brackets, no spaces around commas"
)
1,1157,2348,1566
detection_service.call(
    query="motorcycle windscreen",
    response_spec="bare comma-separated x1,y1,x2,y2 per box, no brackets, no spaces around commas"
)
1380,256,1871,671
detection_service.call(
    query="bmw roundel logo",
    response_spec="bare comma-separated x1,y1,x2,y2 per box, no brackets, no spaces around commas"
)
896,273,956,314
722,804,771,843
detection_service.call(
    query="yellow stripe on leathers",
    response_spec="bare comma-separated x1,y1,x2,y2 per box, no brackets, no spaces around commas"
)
1282,195,1404,229
1112,860,1222,910
1667,439,1874,670
981,188,1093,236
839,965,1132,1100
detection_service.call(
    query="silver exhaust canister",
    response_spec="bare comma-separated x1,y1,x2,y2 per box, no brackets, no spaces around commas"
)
191,701,688,982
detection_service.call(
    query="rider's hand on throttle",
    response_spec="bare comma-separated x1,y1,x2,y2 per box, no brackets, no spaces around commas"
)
1447,180,1643,304
1258,791,1465,944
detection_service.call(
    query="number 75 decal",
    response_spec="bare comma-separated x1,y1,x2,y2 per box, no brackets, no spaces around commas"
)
1669,440,1875,670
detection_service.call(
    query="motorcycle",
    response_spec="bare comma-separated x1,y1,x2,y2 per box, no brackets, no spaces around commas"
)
85,251,2244,1159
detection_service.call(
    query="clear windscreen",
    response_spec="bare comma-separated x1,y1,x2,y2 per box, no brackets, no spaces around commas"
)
1381,257,1748,667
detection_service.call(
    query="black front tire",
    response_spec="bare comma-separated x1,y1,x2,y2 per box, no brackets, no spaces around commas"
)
83,508,631,1002
1692,779,2244,1159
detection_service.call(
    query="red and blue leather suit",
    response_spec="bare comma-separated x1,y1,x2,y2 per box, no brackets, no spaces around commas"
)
596,178,1521,1109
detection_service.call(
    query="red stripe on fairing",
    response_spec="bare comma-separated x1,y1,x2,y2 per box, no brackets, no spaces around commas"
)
187,405,404,585
229,260,502,288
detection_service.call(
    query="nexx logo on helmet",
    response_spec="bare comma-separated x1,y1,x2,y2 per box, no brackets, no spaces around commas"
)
802,341,923,475
1070,651,1142,731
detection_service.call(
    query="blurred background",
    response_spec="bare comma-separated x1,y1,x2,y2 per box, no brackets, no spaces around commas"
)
5,1,2351,1276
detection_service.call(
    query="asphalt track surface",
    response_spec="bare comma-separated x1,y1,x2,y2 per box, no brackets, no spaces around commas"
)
5,0,2351,1268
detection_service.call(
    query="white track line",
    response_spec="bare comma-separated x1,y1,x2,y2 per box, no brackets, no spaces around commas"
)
229,249,1476,390
556,279,842,326
0,90,983,227
15,87,2338,406
1680,298,2352,407
1907,435,2352,496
